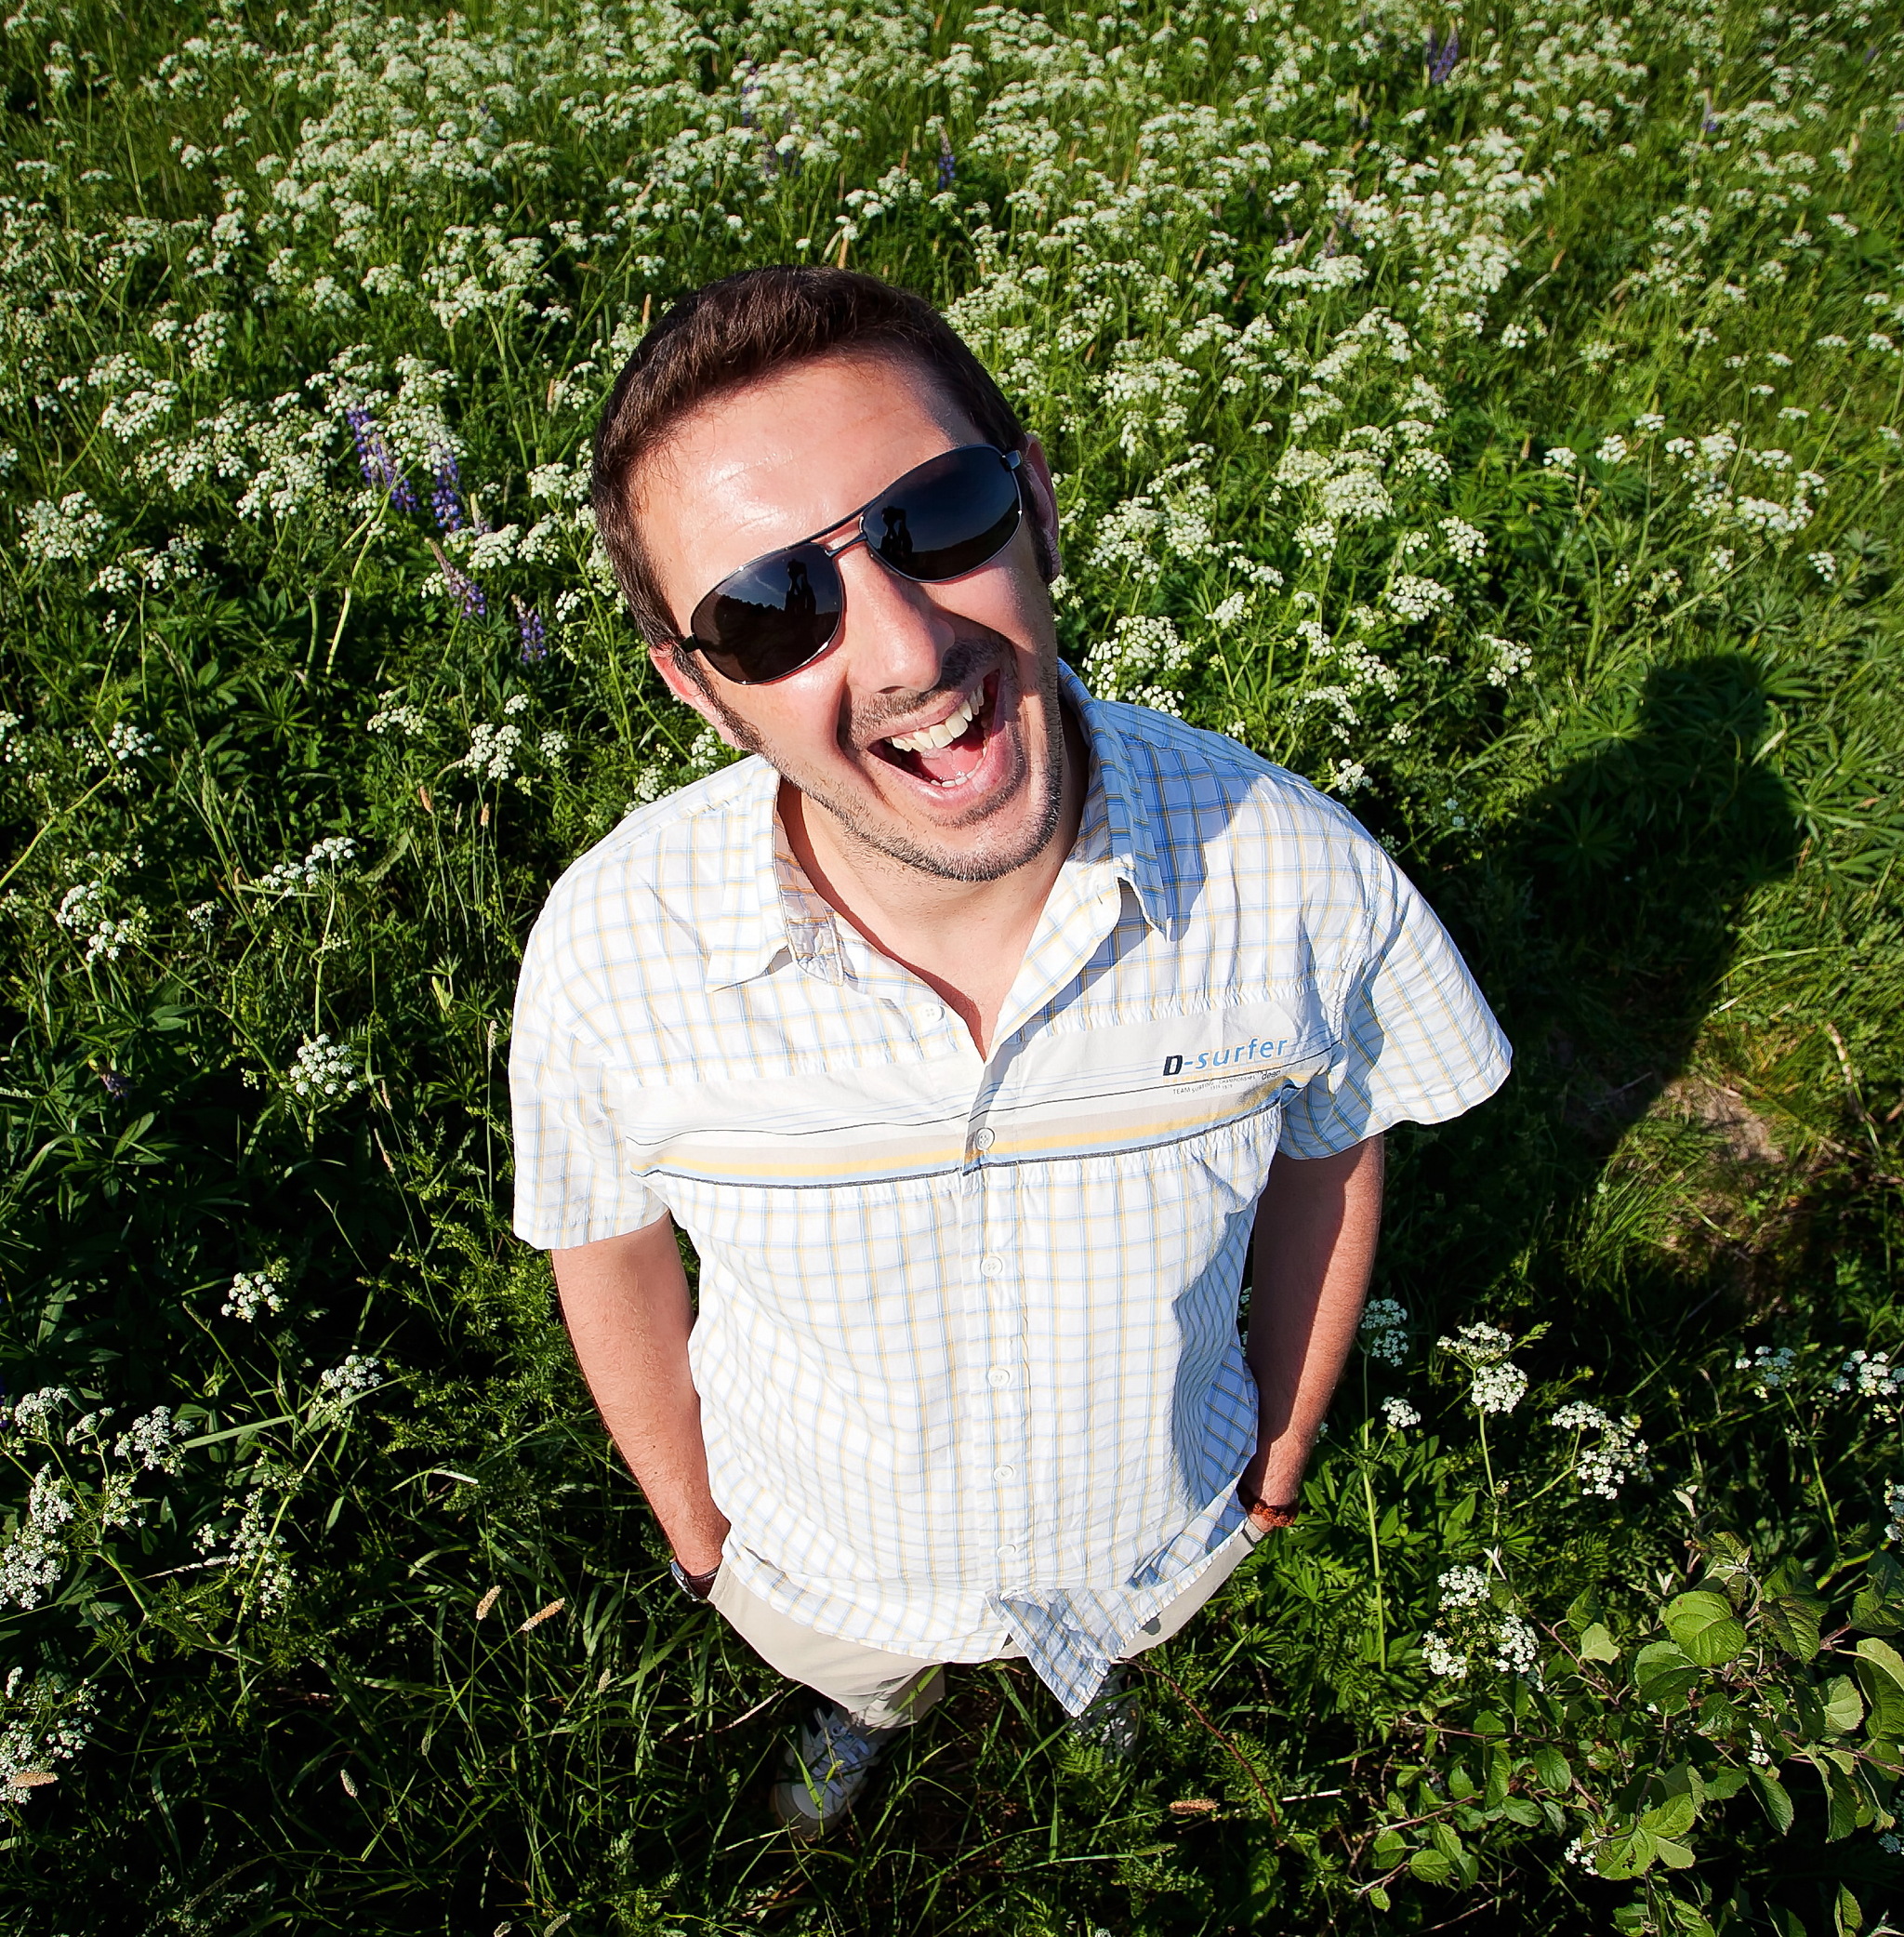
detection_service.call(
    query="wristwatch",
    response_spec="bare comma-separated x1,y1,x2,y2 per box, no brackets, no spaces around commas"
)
1239,1489,1301,1532
669,1557,720,1601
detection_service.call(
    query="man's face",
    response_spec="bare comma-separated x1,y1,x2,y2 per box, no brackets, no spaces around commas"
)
639,351,1069,884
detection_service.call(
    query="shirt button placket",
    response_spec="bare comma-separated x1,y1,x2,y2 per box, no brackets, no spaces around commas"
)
977,1229,1028,1589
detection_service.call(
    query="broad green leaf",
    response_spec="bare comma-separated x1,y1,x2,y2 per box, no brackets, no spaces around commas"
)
1368,1885,1391,1912
1594,1827,1657,1878
1750,1767,1795,1835
1824,1674,1867,1734
1836,1883,1866,1936
1641,1791,1697,1839
1826,1761,1862,1841
1472,1708,1506,1735
1567,1587,1605,1632
1702,1766,1749,1801
1408,1848,1453,1886
1653,1835,1696,1870
1855,1638,1904,1738
1532,1745,1573,1793
1448,1762,1476,1801
1668,1901,1720,1937
1370,1830,1405,1866
1428,1822,1464,1864
1634,1640,1703,1713
1501,1797,1541,1826
1761,1592,1823,1661
1664,1590,1747,1667
1580,1622,1620,1663
1483,1744,1510,1811
1853,1552,1904,1637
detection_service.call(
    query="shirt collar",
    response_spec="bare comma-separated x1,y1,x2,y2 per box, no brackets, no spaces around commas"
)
702,662,1170,990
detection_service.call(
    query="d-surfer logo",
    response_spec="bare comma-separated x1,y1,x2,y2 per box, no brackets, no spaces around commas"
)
1162,1038,1292,1077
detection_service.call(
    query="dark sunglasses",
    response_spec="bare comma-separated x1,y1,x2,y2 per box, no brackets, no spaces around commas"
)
677,444,1025,685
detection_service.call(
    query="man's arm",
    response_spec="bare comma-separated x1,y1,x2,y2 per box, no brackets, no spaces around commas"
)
551,1217,730,1576
1239,1134,1385,1512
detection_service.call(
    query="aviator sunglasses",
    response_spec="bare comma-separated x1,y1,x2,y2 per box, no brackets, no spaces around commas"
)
676,443,1025,685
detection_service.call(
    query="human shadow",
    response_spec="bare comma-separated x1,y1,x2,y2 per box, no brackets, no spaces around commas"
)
1377,648,1805,1341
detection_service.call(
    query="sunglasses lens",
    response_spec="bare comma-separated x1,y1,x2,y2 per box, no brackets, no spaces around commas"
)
690,544,842,684
869,445,1022,580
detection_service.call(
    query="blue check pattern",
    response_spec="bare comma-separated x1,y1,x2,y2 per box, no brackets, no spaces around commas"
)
510,667,1510,1713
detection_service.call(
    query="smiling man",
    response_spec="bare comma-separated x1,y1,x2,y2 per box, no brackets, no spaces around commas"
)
509,267,1510,1838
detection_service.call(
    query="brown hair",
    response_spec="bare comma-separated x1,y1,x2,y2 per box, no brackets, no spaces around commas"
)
591,266,1033,643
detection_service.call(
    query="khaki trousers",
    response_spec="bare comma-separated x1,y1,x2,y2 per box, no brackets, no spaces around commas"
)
709,1516,1267,1730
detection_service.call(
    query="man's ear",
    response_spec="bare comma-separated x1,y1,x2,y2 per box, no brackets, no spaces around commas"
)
1019,433,1064,585
647,642,751,750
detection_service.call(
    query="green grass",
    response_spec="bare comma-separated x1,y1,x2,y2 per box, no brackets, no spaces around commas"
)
0,0,1900,1929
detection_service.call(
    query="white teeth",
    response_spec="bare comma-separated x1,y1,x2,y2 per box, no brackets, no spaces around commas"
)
884,688,980,756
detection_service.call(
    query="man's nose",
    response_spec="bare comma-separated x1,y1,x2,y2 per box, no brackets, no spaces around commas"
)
834,545,955,695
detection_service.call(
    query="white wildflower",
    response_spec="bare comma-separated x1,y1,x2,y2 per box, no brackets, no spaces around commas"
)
1387,575,1453,623
1594,434,1629,466
19,493,108,564
1484,636,1532,686
367,702,428,738
1439,518,1487,564
1382,1397,1421,1430
1735,1345,1797,1396
457,722,523,783
1808,551,1838,584
1551,1402,1647,1498
255,837,357,897
1834,1349,1904,1421
222,1270,284,1321
112,1407,184,1474
1360,1298,1409,1364
1542,445,1577,471
286,1034,362,1106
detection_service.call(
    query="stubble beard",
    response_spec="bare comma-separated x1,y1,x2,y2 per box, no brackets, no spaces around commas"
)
693,633,1071,885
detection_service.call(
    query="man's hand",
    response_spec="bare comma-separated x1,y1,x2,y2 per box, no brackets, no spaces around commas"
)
1239,1134,1385,1512
552,1218,731,1576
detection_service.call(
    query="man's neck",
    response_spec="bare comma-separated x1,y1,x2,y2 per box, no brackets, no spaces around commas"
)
780,703,1090,1055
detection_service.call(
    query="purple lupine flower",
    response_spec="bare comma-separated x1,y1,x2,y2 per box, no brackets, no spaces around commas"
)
429,542,485,618
1427,26,1460,83
1702,108,1722,132
99,1069,131,1099
430,448,467,535
513,595,547,663
937,131,956,192
346,406,418,512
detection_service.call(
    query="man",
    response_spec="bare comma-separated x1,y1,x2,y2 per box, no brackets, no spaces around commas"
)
509,267,1509,1838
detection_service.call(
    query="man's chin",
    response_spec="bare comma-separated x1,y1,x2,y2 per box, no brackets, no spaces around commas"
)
806,755,1064,884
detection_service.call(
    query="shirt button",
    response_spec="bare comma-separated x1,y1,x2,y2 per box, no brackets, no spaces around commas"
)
985,1366,1012,1388
980,1255,1005,1278
993,1464,1015,1482
971,1125,995,1152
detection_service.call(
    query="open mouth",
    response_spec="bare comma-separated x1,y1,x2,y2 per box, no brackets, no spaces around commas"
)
870,673,999,789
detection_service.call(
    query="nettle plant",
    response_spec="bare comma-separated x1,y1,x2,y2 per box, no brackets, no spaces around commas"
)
1297,1308,1904,1932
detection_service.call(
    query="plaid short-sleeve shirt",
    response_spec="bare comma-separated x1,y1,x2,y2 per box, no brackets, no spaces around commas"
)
510,668,1509,1713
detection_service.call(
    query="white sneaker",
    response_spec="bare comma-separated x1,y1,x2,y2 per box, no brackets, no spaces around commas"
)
770,1703,902,1840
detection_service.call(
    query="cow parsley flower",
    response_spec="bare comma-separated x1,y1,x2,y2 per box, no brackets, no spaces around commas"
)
1884,1482,1904,1547
112,1407,184,1474
255,837,356,896
1439,518,1487,564
1542,445,1577,471
223,1270,284,1321
1835,1349,1904,1420
1360,1298,1409,1364
1382,1397,1421,1430
0,1671,98,1801
287,1034,362,1105
1440,1321,1527,1413
1551,1401,1647,1498
1736,1344,1797,1395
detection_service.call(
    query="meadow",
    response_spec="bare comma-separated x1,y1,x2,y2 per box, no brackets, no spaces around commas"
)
0,0,1901,1929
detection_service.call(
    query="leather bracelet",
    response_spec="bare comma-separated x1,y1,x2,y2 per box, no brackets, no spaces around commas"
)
1241,1491,1301,1532
669,1557,720,1601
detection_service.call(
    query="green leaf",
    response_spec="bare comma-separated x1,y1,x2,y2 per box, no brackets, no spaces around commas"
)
1762,1592,1824,1661
1501,1797,1541,1826
1836,1883,1866,1937
1428,1822,1464,1864
1484,1745,1510,1811
1824,1674,1868,1734
1580,1621,1620,1663
1567,1587,1605,1632
1448,1762,1476,1801
1855,1638,1904,1738
1853,1552,1904,1637
1370,1830,1405,1866
1641,1791,1697,1839
1702,1766,1749,1801
1653,1835,1697,1870
1368,1885,1391,1912
1532,1745,1573,1793
1594,1827,1657,1878
1408,1848,1453,1886
1664,1590,1748,1667
1750,1767,1795,1835
1634,1640,1703,1713
1826,1761,1862,1841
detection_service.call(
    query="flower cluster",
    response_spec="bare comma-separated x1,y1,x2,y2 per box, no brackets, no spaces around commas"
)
1421,1565,1540,1683
1736,1344,1798,1396
1834,1349,1904,1421
1550,1402,1648,1499
0,1670,99,1802
1359,1298,1409,1365
222,1269,284,1321
311,1354,383,1430
112,1407,184,1475
1438,1321,1529,1414
254,835,357,897
286,1033,362,1105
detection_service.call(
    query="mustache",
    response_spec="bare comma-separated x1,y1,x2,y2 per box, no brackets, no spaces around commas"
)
847,634,1003,747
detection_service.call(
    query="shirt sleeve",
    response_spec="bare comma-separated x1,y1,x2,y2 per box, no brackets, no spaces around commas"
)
1276,838,1512,1159
508,918,668,1249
